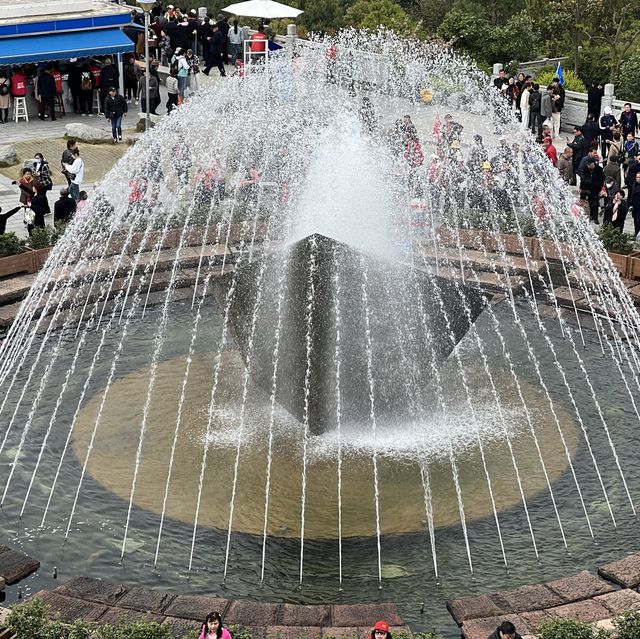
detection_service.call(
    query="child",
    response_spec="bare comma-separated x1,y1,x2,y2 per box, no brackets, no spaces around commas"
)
234,52,245,78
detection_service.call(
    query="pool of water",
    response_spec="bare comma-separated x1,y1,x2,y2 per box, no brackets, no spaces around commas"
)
1,296,639,637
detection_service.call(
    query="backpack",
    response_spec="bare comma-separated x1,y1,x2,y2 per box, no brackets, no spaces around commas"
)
0,82,8,96
529,91,541,112
81,72,92,91
169,62,179,76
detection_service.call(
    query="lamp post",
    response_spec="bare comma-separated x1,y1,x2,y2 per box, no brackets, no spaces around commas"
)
136,0,156,131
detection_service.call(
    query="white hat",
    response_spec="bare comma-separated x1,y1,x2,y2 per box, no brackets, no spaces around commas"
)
604,106,612,114
167,4,174,8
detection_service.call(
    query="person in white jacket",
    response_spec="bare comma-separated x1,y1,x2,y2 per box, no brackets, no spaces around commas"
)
520,81,531,132
63,149,85,201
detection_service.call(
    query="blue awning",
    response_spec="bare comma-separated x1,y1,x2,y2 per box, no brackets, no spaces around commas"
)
0,28,134,65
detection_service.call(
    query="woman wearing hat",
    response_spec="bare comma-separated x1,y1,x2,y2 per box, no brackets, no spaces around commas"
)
369,621,392,639
599,106,618,161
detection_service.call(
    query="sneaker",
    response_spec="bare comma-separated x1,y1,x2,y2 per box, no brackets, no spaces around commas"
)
113,137,118,143
118,136,123,142
126,99,131,104
82,113,87,116
134,100,139,105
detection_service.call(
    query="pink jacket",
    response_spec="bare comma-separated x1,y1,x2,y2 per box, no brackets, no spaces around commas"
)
199,627,233,639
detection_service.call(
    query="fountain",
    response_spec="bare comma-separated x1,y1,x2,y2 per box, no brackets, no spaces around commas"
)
0,30,639,636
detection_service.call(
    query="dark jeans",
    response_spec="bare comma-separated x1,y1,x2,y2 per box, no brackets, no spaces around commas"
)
110,115,123,140
125,83,138,100
166,93,178,113
79,90,92,114
70,89,80,113
39,96,56,120
0,108,7,122
69,183,80,202
588,196,599,222
529,111,542,138
205,54,226,76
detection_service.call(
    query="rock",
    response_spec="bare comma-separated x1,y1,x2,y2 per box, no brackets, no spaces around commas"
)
595,589,640,614
0,545,40,584
331,604,404,628
115,587,176,614
54,576,128,605
279,604,331,627
546,571,615,602
64,122,113,143
546,600,611,624
136,113,162,132
0,145,17,167
162,616,199,638
35,591,108,622
494,584,565,613
96,606,165,625
599,552,640,588
461,614,530,639
225,601,280,626
447,594,506,624
266,626,322,639
162,595,230,621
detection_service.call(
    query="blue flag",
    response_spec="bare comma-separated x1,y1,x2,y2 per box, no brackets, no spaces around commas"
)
556,62,565,86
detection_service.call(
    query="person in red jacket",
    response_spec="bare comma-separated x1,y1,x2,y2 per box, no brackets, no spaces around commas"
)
542,136,558,167
249,25,268,61
10,67,27,97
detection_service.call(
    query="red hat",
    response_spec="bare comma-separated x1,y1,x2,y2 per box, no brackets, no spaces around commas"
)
374,622,390,633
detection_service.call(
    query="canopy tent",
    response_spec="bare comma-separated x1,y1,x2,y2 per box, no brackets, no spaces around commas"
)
0,28,133,65
222,0,302,19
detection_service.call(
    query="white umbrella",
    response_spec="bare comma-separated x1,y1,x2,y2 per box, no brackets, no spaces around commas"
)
222,0,302,19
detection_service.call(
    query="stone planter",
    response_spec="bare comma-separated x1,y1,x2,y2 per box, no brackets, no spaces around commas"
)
0,247,52,278
625,251,640,280
607,251,628,277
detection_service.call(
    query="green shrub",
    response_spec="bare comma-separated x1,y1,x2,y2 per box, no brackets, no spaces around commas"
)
0,231,27,257
28,226,55,250
597,223,636,255
613,610,640,639
227,625,253,639
534,68,587,93
7,598,48,639
538,618,598,639
615,55,640,103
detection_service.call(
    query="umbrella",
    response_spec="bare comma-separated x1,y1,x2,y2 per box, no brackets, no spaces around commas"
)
222,0,303,19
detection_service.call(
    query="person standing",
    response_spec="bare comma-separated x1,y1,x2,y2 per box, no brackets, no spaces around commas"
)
53,188,77,224
186,49,200,94
104,87,128,142
551,77,565,140
79,64,95,116
165,68,179,113
216,14,230,64
138,67,160,115
540,85,555,141
630,172,640,237
603,189,628,230
100,58,119,113
205,25,226,76
173,48,189,100
26,184,47,236
580,158,605,224
37,67,57,121
519,81,531,132
599,106,618,160
67,62,82,114
557,147,574,183
587,83,604,119
61,139,77,187
528,83,542,139
620,103,638,140
566,125,588,185
63,148,85,202
33,152,52,214
228,20,243,65
0,69,10,124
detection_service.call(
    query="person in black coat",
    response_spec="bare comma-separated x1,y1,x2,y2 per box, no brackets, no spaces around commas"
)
620,103,639,140
587,83,604,118
581,158,606,223
630,171,640,236
100,58,119,113
53,188,77,224
27,184,47,236
582,113,600,150
199,17,213,63
603,190,628,230
0,205,22,235
566,124,588,183
67,63,82,114
205,25,226,76
175,17,193,50
165,17,178,52
37,67,57,121
487,621,521,639
216,14,230,64
104,87,128,142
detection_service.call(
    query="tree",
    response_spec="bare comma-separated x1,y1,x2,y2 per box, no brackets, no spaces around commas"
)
298,0,344,33
616,55,640,102
344,0,411,32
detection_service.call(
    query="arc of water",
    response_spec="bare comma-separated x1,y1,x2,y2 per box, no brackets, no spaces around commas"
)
260,255,289,584
299,234,318,586
121,189,204,558
332,246,344,588
187,220,253,574
223,217,274,583
419,462,438,578
359,256,383,587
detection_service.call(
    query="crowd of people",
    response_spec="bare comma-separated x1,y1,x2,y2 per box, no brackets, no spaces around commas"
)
493,69,640,232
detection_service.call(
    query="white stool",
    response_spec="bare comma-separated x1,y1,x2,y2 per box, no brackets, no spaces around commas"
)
92,90,103,115
13,96,28,123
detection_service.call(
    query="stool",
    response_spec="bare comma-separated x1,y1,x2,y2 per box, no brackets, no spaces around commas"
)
13,96,28,123
53,94,65,118
92,90,103,115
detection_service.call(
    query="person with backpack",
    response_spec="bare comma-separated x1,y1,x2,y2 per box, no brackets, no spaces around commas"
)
123,57,139,105
528,83,542,139
36,67,57,121
33,152,52,214
100,58,119,114
0,68,10,123
104,87,128,142
79,64,95,116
